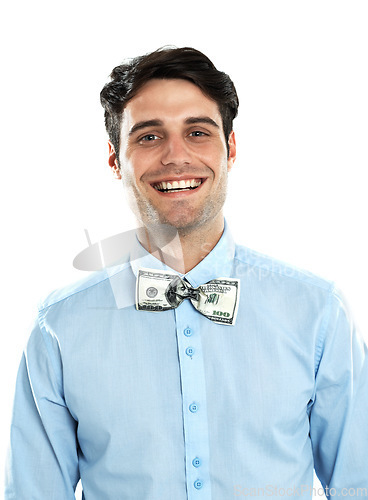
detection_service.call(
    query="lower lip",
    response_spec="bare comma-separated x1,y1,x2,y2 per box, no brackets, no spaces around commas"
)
151,179,207,198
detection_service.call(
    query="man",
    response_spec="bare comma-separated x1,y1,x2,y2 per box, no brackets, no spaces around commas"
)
6,47,368,499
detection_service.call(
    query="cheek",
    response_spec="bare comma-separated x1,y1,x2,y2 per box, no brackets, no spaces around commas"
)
127,150,157,180
200,142,228,166
121,154,146,184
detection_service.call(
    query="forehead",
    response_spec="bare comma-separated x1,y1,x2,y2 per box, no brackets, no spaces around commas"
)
121,78,221,129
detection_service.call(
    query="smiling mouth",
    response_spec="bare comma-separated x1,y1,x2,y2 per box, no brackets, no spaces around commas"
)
152,178,204,193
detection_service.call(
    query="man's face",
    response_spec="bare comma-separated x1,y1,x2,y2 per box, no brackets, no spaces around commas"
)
110,78,236,232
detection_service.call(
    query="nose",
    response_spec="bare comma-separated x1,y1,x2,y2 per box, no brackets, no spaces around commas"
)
160,135,192,167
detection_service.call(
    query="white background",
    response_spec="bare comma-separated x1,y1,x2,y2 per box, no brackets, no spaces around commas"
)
1,0,367,496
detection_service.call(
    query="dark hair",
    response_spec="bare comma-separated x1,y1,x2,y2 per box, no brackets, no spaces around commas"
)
100,46,239,162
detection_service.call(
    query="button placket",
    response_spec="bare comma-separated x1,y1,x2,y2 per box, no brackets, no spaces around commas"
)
175,301,211,499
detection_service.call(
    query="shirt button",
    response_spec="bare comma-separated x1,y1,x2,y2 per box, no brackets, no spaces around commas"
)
184,327,193,337
189,403,199,413
192,457,202,467
194,479,203,489
185,347,195,357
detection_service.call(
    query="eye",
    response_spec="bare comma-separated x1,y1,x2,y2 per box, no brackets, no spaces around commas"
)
189,131,207,137
139,134,160,143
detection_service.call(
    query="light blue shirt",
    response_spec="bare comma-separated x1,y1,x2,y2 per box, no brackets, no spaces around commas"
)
5,222,368,499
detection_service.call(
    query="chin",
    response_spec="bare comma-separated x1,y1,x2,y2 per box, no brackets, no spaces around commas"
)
160,211,215,235
132,195,223,235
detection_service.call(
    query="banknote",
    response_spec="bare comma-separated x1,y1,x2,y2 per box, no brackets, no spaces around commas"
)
136,267,240,325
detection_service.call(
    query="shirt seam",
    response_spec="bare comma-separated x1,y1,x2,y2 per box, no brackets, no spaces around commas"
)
233,253,333,291
36,308,65,399
38,262,131,312
314,283,336,377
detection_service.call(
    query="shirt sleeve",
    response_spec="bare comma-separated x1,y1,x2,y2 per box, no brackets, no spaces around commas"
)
310,286,368,496
5,311,80,499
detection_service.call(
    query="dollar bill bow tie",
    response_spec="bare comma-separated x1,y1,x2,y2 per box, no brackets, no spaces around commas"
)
136,267,240,325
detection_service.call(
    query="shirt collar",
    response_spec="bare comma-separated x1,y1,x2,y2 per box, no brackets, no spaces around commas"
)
129,220,236,287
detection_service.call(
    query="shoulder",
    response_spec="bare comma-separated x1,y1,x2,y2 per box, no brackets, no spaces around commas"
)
234,242,334,293
233,243,353,353
38,261,132,312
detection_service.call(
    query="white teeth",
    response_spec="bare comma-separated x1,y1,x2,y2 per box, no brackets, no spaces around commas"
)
153,178,203,191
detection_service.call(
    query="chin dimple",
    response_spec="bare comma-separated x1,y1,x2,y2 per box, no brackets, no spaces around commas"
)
153,179,202,192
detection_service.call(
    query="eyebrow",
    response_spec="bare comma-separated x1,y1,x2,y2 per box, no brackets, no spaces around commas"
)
129,120,163,137
184,116,220,128
128,116,220,136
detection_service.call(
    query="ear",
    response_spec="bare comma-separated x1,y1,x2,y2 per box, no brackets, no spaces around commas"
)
227,131,236,172
108,141,122,180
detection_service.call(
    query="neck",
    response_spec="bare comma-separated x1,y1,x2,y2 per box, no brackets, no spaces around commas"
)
137,216,225,273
